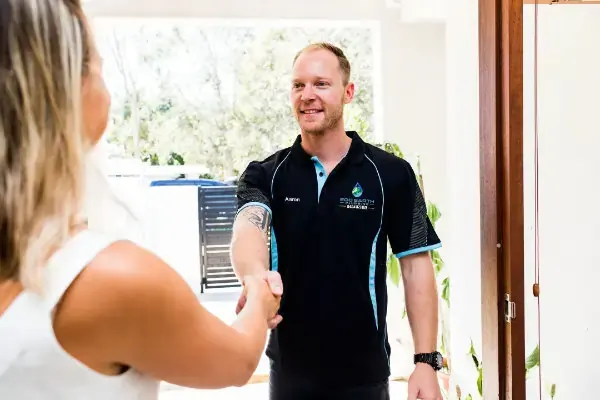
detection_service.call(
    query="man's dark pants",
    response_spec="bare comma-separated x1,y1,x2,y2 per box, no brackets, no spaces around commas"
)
269,360,390,400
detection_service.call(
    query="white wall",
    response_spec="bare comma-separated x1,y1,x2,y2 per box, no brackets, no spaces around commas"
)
523,5,600,399
383,22,447,217
444,0,481,398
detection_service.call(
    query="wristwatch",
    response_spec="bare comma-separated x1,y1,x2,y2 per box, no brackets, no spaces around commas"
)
414,351,444,371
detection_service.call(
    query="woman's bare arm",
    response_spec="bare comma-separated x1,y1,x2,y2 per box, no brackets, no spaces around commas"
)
54,240,275,389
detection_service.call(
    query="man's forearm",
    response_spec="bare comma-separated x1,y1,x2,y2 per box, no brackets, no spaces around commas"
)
401,253,439,354
230,206,271,278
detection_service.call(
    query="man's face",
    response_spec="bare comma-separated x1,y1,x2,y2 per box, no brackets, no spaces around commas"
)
290,49,354,135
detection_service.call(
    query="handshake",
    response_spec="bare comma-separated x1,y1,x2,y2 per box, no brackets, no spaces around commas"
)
235,271,284,329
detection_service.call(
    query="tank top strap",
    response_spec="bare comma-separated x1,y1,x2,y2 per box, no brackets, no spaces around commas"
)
42,230,121,312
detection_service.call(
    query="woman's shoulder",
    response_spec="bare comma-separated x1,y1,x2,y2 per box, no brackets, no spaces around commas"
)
54,237,180,346
52,236,193,373
67,237,174,314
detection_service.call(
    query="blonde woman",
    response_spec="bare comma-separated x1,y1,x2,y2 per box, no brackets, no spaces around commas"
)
0,0,282,399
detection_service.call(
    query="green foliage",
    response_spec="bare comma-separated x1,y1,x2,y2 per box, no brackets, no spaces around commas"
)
431,249,444,274
387,252,401,287
440,331,447,355
140,150,160,165
97,23,375,179
463,332,555,399
468,339,483,397
526,344,540,377
427,201,442,226
374,142,404,159
441,276,450,307
166,151,185,166
525,344,557,399
549,383,556,399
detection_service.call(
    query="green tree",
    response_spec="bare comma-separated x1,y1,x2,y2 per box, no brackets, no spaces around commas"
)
97,22,375,178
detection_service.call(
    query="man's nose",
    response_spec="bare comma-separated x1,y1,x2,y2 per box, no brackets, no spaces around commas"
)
300,85,316,101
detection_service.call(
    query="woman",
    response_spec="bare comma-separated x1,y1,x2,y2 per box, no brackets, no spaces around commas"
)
0,0,281,398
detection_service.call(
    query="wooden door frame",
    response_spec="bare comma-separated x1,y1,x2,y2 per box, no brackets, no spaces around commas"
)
479,0,526,399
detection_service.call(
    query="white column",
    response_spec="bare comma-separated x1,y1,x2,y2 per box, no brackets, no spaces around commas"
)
444,0,482,398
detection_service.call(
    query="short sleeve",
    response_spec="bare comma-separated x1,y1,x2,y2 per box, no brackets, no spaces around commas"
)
386,161,441,258
236,161,272,216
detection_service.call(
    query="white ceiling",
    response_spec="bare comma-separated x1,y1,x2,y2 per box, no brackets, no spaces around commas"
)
83,0,397,20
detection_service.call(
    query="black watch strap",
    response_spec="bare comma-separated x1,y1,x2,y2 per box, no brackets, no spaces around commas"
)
414,351,443,371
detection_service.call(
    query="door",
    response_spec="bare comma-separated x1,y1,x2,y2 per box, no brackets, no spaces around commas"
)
479,0,527,399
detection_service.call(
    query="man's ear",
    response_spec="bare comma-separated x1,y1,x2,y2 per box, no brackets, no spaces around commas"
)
344,82,355,104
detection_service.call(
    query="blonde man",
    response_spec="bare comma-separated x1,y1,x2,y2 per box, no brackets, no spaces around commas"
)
232,43,443,400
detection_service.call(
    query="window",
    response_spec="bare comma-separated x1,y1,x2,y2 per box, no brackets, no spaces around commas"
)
93,18,379,179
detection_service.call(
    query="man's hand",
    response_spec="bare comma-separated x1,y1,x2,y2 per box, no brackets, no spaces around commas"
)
236,270,283,329
407,363,443,400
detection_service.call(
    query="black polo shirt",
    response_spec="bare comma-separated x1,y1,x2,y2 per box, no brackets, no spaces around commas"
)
236,131,441,388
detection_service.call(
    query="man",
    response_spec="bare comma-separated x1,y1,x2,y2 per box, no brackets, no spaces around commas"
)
230,42,443,400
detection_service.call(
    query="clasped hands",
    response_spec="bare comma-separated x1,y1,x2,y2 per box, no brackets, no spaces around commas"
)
236,270,283,329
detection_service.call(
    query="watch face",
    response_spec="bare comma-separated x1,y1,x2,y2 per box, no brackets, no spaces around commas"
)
436,353,444,368
415,352,444,370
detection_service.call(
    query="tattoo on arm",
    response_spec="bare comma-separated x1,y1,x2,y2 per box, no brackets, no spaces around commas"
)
239,206,271,235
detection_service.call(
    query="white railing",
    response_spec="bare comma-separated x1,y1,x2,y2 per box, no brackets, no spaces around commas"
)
105,162,211,179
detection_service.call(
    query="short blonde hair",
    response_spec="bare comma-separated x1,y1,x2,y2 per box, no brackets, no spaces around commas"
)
0,0,91,289
293,42,352,85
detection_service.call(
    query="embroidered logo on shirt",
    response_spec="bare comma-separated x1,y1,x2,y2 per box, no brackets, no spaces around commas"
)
339,183,375,211
352,182,363,198
285,197,300,202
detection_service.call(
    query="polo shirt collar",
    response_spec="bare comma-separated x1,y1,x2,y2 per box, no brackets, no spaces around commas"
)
290,131,365,165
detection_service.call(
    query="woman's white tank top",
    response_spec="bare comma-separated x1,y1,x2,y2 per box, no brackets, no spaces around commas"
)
0,230,160,399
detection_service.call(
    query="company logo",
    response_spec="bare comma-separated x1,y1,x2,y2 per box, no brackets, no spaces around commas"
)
339,182,375,211
285,197,300,202
352,182,363,198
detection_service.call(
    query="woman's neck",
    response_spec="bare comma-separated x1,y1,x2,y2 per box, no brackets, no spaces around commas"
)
0,279,23,317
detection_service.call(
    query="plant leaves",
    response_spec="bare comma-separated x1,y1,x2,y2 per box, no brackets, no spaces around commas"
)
387,252,401,287
468,339,476,356
525,344,540,371
382,142,404,158
427,201,442,226
477,367,483,396
440,333,446,354
550,383,556,398
441,277,450,307
432,250,444,274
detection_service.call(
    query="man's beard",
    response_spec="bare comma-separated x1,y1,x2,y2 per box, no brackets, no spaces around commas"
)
300,105,344,135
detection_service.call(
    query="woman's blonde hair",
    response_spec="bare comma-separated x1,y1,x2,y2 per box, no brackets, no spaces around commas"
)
0,0,91,289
